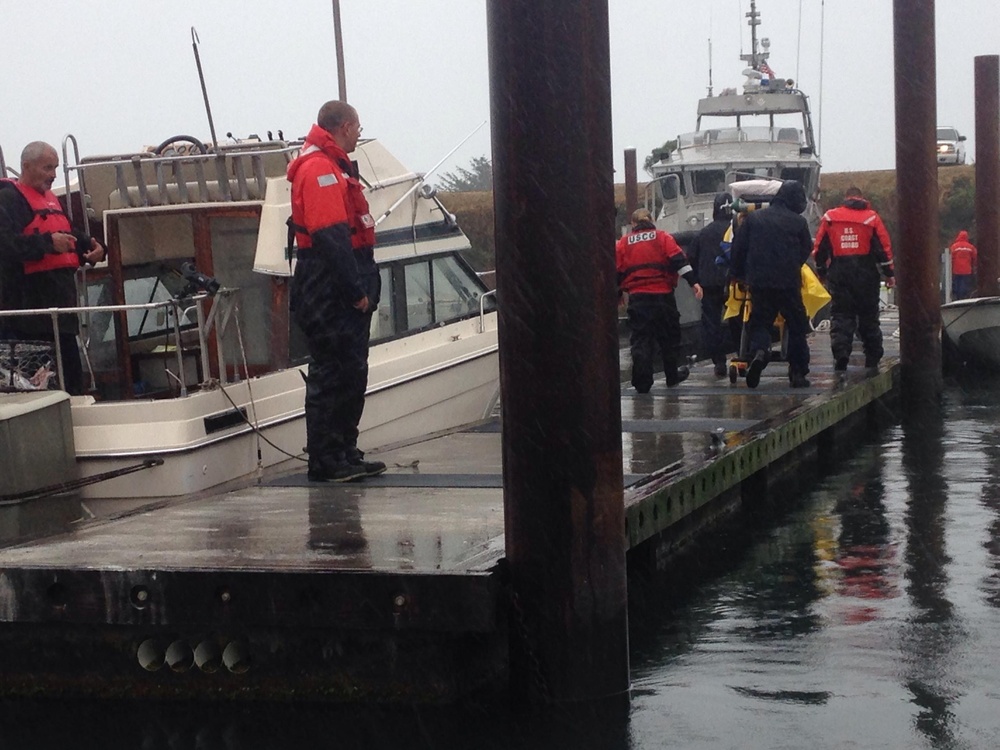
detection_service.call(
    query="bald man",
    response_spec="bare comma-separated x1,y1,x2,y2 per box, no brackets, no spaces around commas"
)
287,102,384,482
0,141,105,393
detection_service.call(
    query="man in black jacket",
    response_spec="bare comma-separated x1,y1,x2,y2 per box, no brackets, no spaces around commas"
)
688,193,735,377
0,142,105,394
729,180,813,389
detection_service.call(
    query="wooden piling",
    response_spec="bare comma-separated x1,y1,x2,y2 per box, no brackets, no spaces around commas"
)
486,0,630,705
975,55,1000,298
892,0,943,404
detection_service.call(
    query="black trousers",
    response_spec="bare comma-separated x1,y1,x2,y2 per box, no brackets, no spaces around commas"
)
829,278,882,365
627,292,682,393
301,308,373,471
700,286,737,364
746,286,811,375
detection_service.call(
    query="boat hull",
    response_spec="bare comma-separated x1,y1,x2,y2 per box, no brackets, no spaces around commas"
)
941,296,1000,370
72,317,499,499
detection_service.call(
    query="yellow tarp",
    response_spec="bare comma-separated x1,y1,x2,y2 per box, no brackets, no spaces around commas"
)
723,265,831,321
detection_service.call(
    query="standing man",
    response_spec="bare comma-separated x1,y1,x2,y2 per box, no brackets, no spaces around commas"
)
812,186,894,377
729,180,813,388
616,208,703,394
688,193,735,377
287,100,385,483
949,230,977,301
0,141,105,394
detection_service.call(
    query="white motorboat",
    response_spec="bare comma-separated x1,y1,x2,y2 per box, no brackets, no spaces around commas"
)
941,296,1000,370
640,0,822,335
0,134,499,499
647,0,822,238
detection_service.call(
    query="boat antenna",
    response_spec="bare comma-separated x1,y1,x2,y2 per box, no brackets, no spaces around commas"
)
818,0,825,156
707,4,713,96
331,0,348,102
374,120,486,226
708,37,713,97
191,27,219,149
740,0,763,72
795,0,803,85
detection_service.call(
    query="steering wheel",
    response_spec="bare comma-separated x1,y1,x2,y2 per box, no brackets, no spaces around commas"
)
153,135,208,156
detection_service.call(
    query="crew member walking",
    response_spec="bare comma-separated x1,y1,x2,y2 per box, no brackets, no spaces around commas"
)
812,186,894,377
688,193,735,377
729,180,813,388
949,230,977,300
616,208,703,394
288,100,385,482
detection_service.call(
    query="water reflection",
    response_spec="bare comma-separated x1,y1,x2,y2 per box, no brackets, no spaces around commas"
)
828,453,897,625
899,407,961,747
979,426,1000,608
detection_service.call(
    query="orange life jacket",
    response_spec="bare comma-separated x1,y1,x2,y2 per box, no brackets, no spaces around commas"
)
13,181,79,274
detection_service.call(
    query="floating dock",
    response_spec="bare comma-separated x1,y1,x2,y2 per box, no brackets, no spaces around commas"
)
0,316,900,701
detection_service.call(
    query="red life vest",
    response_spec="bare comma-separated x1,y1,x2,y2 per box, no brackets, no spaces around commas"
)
13,181,80,274
819,205,884,258
290,145,376,251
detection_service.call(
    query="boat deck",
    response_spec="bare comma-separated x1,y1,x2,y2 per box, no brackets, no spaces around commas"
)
0,312,901,700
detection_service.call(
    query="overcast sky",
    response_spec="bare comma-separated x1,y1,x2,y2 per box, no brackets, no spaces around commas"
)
1,1,997,187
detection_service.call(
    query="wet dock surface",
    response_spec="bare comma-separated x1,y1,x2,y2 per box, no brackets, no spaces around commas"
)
0,330,893,571
0,312,902,700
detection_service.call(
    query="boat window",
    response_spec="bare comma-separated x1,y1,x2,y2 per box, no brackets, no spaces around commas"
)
432,255,488,322
372,266,395,340
210,216,270,370
659,174,685,200
691,170,727,195
779,167,809,184
113,265,194,341
405,262,434,330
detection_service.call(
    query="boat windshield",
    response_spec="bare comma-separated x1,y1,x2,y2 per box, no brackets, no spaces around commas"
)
678,125,802,149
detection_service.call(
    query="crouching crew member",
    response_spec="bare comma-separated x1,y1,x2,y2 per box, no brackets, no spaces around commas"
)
812,186,894,377
616,208,703,394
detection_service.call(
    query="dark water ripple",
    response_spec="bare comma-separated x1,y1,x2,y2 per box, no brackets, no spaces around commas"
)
5,385,1000,749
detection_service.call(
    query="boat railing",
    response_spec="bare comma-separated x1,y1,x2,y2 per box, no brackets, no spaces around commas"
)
61,135,300,221
0,288,239,398
479,290,497,333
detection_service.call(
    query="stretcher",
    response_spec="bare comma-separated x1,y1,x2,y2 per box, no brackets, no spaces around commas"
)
719,179,831,385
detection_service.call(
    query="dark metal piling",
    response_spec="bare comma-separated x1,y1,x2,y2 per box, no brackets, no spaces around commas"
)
624,148,638,219
975,55,1000,298
486,0,629,704
893,0,943,403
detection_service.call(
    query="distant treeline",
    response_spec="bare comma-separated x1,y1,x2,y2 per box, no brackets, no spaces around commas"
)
441,165,978,272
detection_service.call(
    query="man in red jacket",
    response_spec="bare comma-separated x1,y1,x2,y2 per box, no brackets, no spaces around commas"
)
287,101,385,482
813,187,894,378
949,230,977,300
616,208,703,393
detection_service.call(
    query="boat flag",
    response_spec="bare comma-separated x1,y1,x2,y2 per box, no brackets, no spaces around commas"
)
759,61,776,79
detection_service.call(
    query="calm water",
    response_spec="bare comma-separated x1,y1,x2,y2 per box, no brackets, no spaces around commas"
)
5,381,1000,749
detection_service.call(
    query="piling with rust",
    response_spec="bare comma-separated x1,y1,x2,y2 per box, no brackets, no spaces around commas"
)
486,0,629,705
893,0,943,404
975,55,1000,298
624,148,638,220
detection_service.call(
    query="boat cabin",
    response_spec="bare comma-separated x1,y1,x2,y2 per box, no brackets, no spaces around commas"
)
6,136,495,400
